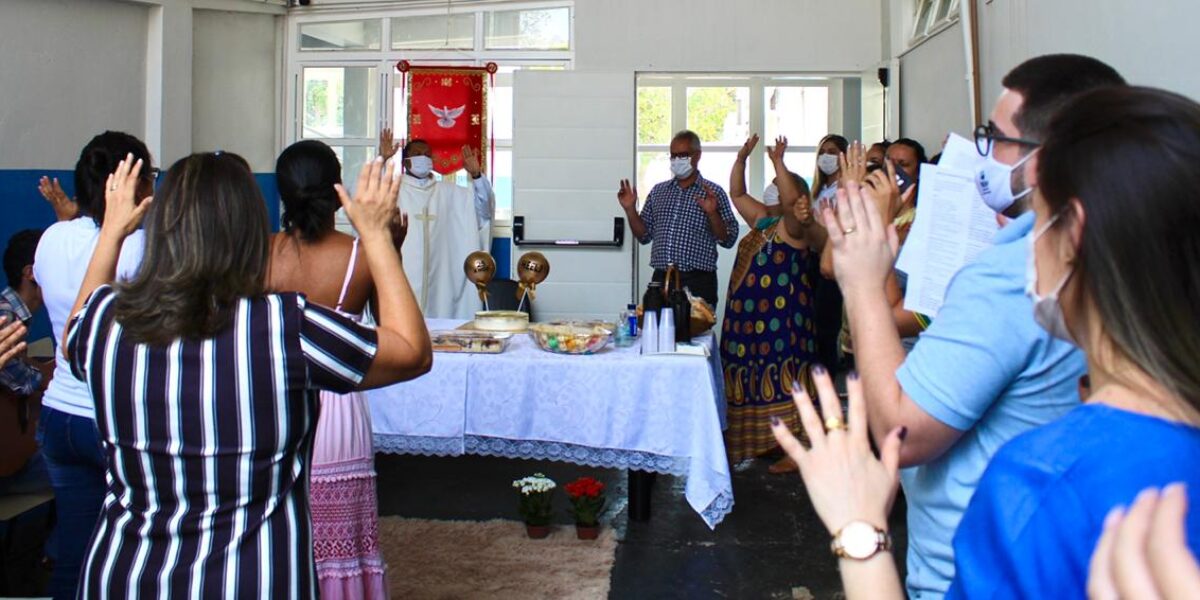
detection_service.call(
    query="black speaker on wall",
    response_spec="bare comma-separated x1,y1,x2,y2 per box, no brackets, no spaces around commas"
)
878,67,890,89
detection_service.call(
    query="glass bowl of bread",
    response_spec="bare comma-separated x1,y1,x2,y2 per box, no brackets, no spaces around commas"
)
528,321,613,355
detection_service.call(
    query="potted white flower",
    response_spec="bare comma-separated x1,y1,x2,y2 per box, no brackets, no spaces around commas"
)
512,473,557,538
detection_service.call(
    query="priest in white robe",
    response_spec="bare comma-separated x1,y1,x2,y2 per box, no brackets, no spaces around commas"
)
389,136,494,319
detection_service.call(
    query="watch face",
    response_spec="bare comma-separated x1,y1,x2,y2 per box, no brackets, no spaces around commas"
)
840,522,880,559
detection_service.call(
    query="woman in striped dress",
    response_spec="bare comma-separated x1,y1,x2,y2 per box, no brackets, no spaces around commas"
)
63,152,432,598
269,140,398,598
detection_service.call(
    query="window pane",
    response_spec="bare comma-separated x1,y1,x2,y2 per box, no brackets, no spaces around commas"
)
485,7,570,50
636,151,669,207
637,87,672,145
331,145,377,234
913,0,935,37
935,0,955,23
773,151,818,193
698,151,738,194
391,14,474,50
492,149,513,219
490,85,514,140
303,67,378,139
686,87,750,146
300,20,382,51
764,86,829,148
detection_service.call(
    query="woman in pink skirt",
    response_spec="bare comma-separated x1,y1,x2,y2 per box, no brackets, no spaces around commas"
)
269,141,406,598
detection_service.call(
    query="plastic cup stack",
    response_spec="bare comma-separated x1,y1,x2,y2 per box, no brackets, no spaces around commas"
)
641,311,659,355
658,307,675,353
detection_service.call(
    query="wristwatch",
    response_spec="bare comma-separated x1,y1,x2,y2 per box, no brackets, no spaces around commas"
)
830,521,892,560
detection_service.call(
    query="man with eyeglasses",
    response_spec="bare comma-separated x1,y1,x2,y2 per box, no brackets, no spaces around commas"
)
617,130,738,307
825,55,1125,599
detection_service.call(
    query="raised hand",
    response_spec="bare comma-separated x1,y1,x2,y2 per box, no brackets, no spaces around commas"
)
819,181,900,296
379,128,399,161
617,179,639,211
1088,484,1200,600
390,210,410,248
792,193,813,224
770,368,905,536
38,176,78,221
336,157,403,239
697,183,719,215
0,316,27,367
102,153,153,239
768,136,788,163
863,159,902,221
737,134,760,163
840,141,868,183
462,145,482,178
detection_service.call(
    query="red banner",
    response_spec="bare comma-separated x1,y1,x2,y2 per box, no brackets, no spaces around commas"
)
399,62,495,176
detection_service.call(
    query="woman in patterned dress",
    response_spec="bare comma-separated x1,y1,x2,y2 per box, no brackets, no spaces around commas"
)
63,153,432,598
269,140,400,599
722,135,826,467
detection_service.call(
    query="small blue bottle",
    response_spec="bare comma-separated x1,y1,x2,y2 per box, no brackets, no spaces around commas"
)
626,303,639,337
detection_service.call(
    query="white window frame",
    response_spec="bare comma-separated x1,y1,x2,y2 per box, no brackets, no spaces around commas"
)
634,74,837,213
907,0,961,49
284,1,575,229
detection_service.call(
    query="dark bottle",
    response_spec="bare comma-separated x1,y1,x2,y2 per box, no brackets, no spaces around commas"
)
640,282,664,329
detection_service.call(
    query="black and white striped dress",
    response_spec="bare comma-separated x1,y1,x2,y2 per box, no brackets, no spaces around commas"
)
66,285,378,599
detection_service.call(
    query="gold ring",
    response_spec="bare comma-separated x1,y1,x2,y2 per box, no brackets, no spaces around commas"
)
824,416,847,432
842,227,856,235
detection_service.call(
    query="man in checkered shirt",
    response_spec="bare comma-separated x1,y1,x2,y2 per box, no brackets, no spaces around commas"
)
617,130,738,306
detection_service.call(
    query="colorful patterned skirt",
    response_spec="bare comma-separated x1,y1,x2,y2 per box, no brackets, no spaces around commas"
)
311,390,389,600
721,234,818,462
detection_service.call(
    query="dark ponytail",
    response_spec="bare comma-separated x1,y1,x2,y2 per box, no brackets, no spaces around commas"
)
74,131,153,227
275,140,342,242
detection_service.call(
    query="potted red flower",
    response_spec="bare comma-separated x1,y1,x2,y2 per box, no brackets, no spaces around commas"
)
564,476,607,540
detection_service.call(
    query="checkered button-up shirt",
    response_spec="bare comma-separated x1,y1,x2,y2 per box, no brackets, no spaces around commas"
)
0,286,41,396
637,173,739,272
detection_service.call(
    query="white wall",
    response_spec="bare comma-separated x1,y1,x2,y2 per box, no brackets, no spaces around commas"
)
0,0,284,172
574,0,882,73
0,0,149,169
899,21,971,150
193,9,281,172
977,0,1200,105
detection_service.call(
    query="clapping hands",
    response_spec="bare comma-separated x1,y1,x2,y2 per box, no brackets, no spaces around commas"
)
840,141,869,184
737,134,760,163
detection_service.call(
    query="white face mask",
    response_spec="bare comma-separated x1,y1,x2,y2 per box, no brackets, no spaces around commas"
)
762,184,780,207
407,155,434,178
670,157,694,179
817,154,840,176
1025,213,1076,344
976,146,1037,213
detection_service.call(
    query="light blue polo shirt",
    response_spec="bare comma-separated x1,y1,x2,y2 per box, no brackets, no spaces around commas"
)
894,211,1086,599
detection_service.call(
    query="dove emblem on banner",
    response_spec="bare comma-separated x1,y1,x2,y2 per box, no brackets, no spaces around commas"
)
429,104,466,128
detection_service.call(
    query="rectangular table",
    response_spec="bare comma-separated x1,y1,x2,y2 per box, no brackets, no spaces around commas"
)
367,319,733,528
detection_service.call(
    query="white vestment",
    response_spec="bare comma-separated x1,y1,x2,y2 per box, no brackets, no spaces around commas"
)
398,173,494,319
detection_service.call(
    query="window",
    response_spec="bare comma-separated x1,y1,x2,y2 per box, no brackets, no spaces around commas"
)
909,0,960,45
636,75,833,217
300,20,382,51
289,3,573,227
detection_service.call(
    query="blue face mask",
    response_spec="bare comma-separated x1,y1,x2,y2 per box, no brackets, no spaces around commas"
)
407,155,434,178
1025,213,1076,344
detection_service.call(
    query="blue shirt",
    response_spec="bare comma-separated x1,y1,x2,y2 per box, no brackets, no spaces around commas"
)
948,404,1200,599
638,173,738,272
895,212,1087,598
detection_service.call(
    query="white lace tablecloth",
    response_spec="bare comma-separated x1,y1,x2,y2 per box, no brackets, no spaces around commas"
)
367,319,732,528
